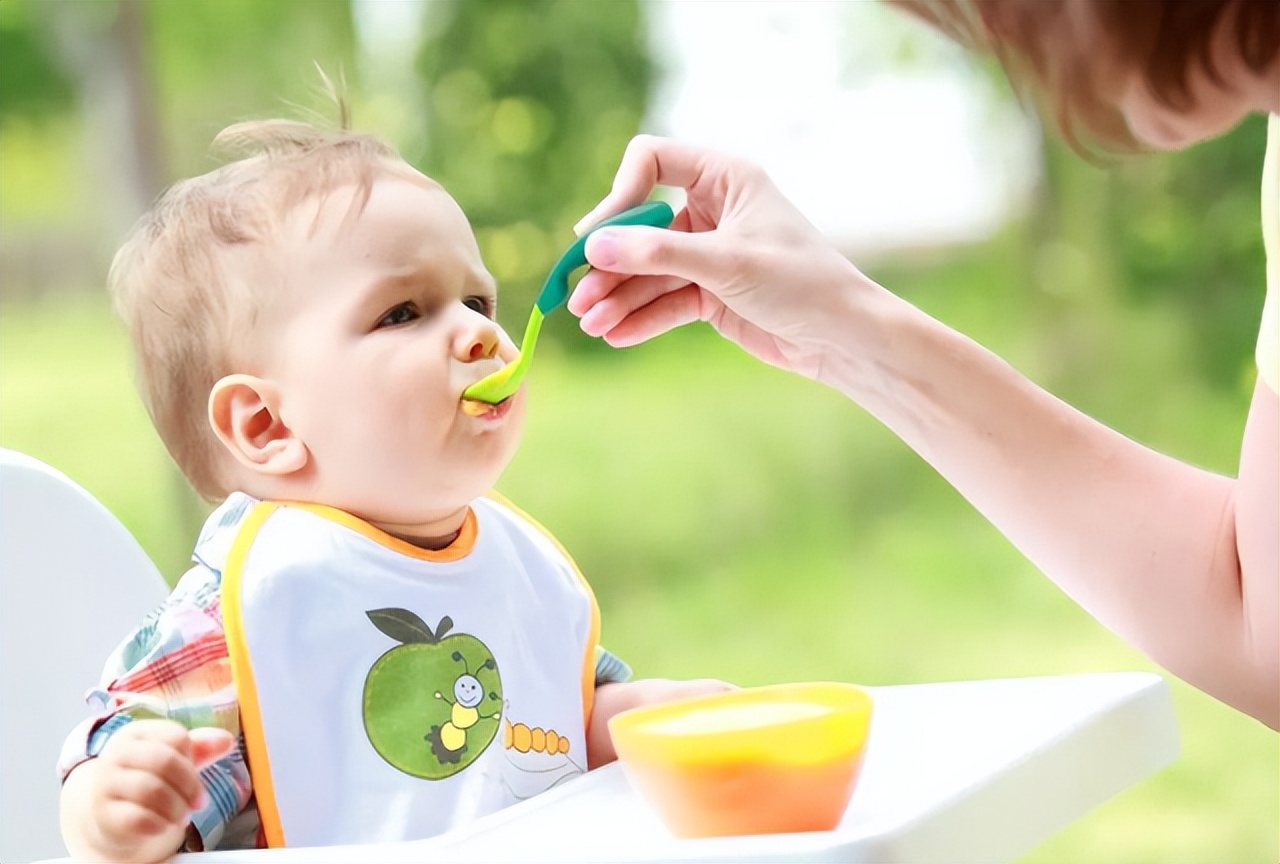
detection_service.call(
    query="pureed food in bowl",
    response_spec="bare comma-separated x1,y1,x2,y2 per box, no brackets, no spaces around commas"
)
608,682,873,838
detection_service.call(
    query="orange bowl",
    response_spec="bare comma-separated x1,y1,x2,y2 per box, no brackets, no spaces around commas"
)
608,682,873,838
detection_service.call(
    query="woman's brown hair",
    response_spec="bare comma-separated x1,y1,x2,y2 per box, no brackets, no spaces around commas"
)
890,0,1280,151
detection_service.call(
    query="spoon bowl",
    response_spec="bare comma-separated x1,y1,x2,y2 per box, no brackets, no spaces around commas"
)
462,201,675,408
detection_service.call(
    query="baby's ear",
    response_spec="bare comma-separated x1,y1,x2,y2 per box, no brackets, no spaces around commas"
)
208,374,308,477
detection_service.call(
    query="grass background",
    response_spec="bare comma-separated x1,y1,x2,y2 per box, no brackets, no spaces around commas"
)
1,285,1274,863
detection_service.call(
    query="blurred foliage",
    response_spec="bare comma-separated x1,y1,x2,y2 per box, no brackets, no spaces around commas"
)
0,3,74,121
1,0,358,179
869,120,1267,419
1107,115,1268,386
0,0,359,301
143,0,357,178
414,0,652,338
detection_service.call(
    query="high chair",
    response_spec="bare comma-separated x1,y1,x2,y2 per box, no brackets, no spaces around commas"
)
0,448,168,864
3,447,1180,864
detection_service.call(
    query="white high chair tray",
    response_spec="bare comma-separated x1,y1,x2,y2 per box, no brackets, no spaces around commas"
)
107,671,1174,864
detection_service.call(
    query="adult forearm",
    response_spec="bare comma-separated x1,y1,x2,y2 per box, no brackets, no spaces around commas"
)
569,134,1276,725
821,285,1277,726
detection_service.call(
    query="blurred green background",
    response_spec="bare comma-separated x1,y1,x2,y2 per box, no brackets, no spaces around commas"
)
0,2,1274,862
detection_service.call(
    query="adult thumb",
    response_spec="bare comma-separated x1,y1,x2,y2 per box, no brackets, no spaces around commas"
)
188,727,237,769
585,225,727,288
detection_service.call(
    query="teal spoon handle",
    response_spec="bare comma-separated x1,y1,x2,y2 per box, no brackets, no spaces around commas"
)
535,201,676,313
462,201,675,405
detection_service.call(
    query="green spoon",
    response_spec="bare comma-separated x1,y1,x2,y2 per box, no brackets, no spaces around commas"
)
462,201,676,407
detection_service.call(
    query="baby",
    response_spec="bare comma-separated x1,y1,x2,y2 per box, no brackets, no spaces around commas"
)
57,119,728,861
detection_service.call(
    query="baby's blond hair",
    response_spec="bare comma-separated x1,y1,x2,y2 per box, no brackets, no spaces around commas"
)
109,119,407,500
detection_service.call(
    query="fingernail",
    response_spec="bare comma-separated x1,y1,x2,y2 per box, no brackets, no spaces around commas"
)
579,309,602,336
572,215,594,236
586,230,619,268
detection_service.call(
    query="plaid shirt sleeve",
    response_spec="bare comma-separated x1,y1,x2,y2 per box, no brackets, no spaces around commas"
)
57,563,257,852
594,645,633,686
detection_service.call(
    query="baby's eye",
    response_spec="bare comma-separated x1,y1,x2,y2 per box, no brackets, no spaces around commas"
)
463,295,495,318
376,302,420,328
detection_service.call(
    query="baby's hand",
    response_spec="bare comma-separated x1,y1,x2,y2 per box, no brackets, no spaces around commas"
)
61,719,235,863
587,677,735,769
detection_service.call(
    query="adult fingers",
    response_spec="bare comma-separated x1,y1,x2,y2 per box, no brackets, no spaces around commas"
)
597,284,707,348
584,225,735,292
574,273,689,336
573,136,719,235
566,267,628,316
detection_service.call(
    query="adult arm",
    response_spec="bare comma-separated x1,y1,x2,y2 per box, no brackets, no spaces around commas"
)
569,136,1279,728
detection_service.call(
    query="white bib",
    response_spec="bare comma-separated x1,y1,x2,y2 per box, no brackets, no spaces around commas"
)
209,494,599,847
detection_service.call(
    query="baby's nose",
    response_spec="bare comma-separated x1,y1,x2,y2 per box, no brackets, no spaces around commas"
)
462,325,501,361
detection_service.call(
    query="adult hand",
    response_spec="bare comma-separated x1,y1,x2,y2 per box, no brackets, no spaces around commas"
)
61,720,236,863
568,135,878,383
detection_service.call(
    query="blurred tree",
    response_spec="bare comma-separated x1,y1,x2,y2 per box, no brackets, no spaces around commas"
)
42,1,165,234
1108,114,1268,388
0,3,75,121
145,0,357,179
1,1,159,296
1,0,357,253
849,1,1265,396
1020,119,1265,395
415,0,652,339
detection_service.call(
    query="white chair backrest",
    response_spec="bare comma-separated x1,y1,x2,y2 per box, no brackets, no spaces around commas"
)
0,449,169,864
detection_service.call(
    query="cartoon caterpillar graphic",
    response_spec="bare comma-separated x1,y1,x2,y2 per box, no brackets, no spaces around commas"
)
504,719,571,755
499,713,585,801
428,653,500,763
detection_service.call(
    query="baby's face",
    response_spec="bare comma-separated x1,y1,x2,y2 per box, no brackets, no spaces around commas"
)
254,170,525,537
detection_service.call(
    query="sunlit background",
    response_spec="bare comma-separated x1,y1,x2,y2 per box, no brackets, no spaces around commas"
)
1,2,1275,861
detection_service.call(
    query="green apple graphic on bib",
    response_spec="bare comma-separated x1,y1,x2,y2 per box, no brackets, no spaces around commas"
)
362,608,503,779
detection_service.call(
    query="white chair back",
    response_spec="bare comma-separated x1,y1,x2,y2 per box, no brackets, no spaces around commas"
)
0,449,168,864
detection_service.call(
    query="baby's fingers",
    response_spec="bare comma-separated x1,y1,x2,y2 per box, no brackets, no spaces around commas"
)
104,728,208,811
98,763,199,832
188,727,237,769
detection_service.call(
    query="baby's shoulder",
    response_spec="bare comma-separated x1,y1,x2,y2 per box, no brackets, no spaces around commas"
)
171,559,224,603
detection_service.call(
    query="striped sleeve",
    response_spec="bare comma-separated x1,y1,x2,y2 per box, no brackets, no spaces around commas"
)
594,645,634,685
56,564,256,851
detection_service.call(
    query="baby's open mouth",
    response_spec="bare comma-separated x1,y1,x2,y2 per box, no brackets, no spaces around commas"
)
460,397,511,418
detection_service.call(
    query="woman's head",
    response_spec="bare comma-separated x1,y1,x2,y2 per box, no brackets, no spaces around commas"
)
892,0,1280,151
